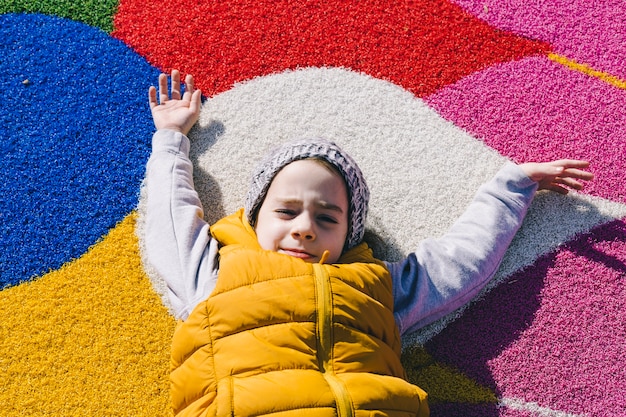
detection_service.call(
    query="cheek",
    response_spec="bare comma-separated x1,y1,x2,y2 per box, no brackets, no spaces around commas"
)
324,229,349,258
324,237,347,264
254,219,280,251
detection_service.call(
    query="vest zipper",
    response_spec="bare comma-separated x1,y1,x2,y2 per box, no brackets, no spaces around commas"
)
312,263,354,417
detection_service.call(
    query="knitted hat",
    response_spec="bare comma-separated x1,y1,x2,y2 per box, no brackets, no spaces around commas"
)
245,138,369,250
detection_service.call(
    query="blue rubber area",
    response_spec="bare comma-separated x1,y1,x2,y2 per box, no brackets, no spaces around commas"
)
0,13,161,287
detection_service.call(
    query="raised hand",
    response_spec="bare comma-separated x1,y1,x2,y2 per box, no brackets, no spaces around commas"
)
149,69,202,135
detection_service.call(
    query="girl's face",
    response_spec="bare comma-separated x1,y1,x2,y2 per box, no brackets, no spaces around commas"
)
254,159,349,264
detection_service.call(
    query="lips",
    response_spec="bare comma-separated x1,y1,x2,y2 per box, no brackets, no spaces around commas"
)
280,248,315,260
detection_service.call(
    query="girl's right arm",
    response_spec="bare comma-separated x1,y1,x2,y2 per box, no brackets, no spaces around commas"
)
144,71,218,320
144,129,219,320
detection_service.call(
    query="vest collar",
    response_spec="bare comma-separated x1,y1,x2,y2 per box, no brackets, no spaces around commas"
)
210,208,374,264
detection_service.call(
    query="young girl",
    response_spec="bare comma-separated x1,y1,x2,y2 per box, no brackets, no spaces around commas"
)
144,70,593,416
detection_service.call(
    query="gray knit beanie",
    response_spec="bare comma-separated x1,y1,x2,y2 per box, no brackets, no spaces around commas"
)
245,138,369,250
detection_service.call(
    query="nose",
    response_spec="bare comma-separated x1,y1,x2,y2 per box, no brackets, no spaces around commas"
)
291,214,316,241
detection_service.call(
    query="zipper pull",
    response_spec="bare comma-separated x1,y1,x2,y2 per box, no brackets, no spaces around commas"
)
319,250,330,264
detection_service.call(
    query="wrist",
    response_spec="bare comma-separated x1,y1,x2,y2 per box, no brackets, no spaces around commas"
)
156,125,185,134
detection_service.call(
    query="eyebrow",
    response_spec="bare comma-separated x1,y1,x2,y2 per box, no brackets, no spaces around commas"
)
277,199,345,214
317,201,345,214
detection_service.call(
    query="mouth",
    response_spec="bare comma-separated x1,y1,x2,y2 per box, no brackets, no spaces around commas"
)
279,248,315,260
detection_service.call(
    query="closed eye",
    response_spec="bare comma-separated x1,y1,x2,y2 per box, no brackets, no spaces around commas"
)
275,208,297,218
318,214,338,224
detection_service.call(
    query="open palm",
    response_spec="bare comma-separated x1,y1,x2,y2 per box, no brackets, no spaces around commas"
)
149,70,202,135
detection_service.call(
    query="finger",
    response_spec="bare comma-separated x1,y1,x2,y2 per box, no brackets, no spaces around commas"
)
553,177,585,190
171,69,181,100
189,89,202,115
158,73,169,104
551,159,591,170
544,183,570,195
561,167,595,181
148,86,157,109
182,73,195,101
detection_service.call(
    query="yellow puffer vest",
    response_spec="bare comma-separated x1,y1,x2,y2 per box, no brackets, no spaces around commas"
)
170,209,429,416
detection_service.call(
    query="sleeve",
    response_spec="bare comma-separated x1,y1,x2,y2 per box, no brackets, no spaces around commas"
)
387,162,538,336
143,129,220,320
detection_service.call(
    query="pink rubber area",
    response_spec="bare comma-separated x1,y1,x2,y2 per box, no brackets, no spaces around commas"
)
426,56,626,204
450,0,626,79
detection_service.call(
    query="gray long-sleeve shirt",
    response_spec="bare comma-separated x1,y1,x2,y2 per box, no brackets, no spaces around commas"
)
143,129,538,335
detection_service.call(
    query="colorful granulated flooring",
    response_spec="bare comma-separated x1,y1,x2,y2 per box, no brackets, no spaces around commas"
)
1,1,624,415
